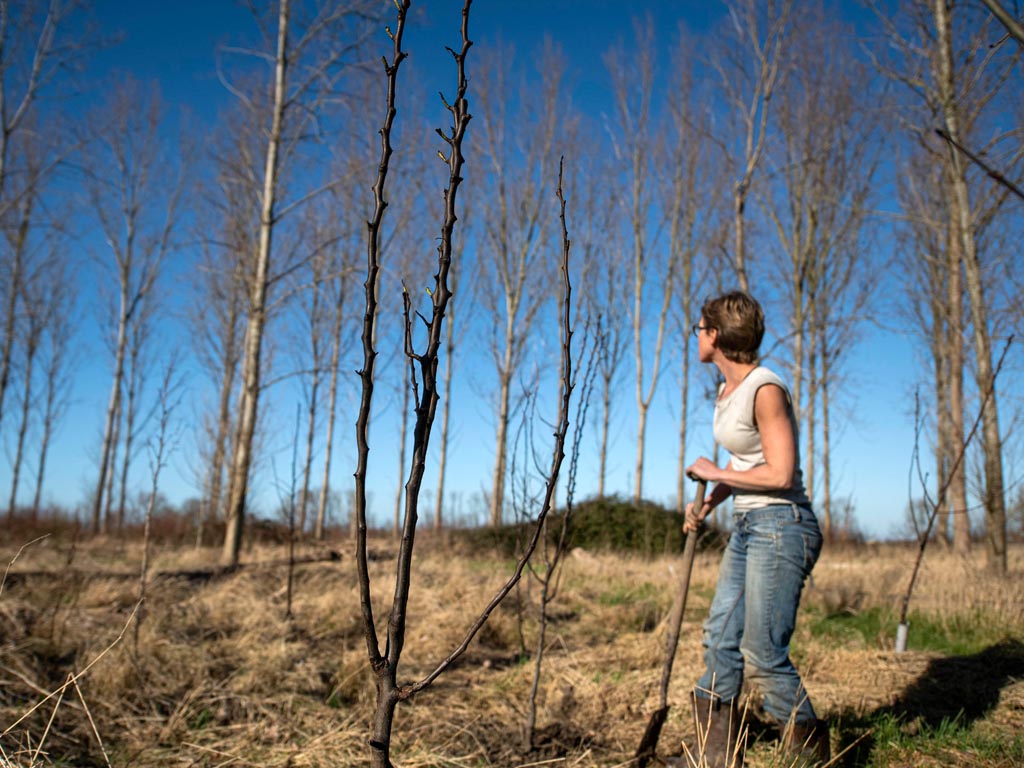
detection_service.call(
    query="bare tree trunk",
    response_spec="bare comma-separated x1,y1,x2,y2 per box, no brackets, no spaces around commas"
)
675,347,691,514
116,362,137,534
31,369,63,518
393,360,410,537
193,129,251,548
93,283,128,534
432,213,469,532
104,404,121,532
934,0,1007,574
355,8,410,756
820,324,833,539
717,0,792,291
605,21,675,504
205,327,239,539
31,410,51,521
315,269,348,541
791,282,807,422
947,253,969,555
222,0,289,567
135,476,155,653
298,253,328,536
805,298,818,509
299,348,320,537
945,216,968,553
732,191,749,293
598,373,611,497
221,375,246,540
594,252,628,499
3,185,42,520
433,300,455,530
666,44,707,515
900,149,961,553
490,367,512,526
116,319,148,534
631,277,674,505
6,325,38,521
0,221,25,434
31,283,71,519
929,253,952,547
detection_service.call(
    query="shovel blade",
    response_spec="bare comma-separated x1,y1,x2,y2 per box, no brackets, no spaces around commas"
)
635,705,669,767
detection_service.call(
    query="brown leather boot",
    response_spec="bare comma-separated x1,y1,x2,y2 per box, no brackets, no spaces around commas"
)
690,693,744,768
779,718,831,766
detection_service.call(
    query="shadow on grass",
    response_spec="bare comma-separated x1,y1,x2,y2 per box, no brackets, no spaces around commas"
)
831,638,1024,766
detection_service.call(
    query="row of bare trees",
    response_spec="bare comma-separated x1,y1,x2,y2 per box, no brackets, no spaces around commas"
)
0,0,85,527
876,0,1022,573
1,0,1021,576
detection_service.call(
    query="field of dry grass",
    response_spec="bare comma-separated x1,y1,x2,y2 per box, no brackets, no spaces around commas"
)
2,533,1023,767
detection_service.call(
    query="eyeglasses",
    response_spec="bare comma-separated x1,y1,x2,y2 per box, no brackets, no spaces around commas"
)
691,323,710,338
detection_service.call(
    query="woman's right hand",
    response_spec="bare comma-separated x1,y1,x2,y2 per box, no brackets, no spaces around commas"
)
683,500,710,533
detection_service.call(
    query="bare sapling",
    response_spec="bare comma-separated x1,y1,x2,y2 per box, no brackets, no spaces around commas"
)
897,336,1013,651
354,5,581,762
524,196,598,751
354,0,475,761
135,356,183,651
398,157,577,741
507,380,552,660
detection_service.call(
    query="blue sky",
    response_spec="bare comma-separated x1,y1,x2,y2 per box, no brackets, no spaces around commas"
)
1,0,974,541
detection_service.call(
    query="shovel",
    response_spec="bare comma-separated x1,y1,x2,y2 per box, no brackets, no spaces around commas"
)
635,476,708,768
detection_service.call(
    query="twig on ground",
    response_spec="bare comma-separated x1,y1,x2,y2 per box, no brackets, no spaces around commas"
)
2,600,142,737
74,676,112,767
1,535,51,598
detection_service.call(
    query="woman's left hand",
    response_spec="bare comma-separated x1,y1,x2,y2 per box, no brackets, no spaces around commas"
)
686,456,722,483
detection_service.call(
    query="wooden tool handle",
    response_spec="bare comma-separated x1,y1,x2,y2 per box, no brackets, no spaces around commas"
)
656,478,707,707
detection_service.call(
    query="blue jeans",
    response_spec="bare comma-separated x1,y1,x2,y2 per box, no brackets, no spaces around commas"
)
695,503,823,724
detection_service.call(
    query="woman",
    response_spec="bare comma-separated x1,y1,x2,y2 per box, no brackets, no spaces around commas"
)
683,291,829,767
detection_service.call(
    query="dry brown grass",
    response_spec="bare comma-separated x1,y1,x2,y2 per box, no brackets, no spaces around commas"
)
2,535,1022,766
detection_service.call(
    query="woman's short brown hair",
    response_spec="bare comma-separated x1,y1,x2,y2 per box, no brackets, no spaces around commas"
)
701,291,764,364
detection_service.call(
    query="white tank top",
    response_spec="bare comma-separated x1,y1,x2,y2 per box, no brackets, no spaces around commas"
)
712,366,810,512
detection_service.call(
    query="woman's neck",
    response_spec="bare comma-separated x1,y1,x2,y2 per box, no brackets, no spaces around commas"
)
716,358,758,394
